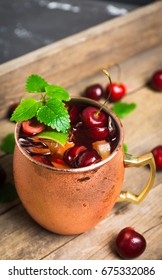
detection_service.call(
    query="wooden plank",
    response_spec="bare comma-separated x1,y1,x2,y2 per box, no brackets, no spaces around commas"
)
0,2,162,119
68,43,162,95
121,86,162,195
1,43,162,122
0,204,76,260
0,182,161,260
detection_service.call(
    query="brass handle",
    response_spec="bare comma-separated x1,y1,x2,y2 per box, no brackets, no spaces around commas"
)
117,153,156,204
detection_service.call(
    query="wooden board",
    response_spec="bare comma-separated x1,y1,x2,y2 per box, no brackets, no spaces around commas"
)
0,1,162,119
0,2,162,260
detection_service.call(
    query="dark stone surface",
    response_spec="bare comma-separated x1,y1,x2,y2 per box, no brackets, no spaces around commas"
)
0,0,153,64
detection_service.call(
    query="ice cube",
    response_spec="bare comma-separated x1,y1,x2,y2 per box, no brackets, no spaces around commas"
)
92,140,111,160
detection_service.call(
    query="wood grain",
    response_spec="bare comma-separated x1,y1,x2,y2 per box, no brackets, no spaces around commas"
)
0,84,162,260
0,2,162,119
0,183,161,260
0,2,162,260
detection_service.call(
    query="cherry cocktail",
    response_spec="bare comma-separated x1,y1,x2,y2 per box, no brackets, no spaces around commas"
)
18,100,119,170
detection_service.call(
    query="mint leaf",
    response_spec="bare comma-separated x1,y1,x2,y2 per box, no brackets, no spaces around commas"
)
123,143,128,153
37,131,68,146
10,74,71,134
0,133,15,154
112,101,137,118
37,99,70,133
10,98,41,122
0,182,18,203
45,85,70,101
26,74,48,93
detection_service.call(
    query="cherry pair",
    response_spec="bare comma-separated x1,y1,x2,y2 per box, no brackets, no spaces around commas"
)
84,82,126,102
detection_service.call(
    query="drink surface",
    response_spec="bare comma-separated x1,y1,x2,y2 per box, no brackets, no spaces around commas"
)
18,100,119,169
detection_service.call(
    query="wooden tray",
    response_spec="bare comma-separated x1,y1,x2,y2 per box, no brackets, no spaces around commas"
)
0,2,162,260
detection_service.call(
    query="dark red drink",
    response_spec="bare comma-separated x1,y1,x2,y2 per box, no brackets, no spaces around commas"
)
18,99,119,169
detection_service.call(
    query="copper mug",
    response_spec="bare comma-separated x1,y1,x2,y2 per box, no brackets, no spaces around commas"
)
13,97,156,235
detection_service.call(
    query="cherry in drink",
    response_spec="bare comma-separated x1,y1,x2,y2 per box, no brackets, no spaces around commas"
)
18,100,119,169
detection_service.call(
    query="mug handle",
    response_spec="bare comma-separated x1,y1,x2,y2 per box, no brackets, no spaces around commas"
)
117,153,156,204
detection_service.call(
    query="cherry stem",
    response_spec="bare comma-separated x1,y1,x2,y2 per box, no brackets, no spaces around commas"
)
107,63,121,84
95,69,112,117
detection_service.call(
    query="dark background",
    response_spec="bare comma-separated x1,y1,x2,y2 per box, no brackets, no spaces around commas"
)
0,0,154,64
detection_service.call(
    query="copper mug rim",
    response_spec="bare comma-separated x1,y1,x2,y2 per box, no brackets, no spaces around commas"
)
14,97,124,173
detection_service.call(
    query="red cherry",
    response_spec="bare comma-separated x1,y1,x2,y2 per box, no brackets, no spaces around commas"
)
0,165,7,188
69,105,80,124
63,146,87,167
115,227,146,259
150,70,162,91
52,157,65,165
106,82,126,102
22,118,45,135
32,155,51,166
85,84,104,101
76,149,101,168
85,127,109,141
81,106,107,128
151,145,162,170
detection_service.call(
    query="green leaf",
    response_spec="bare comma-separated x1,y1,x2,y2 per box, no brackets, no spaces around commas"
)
112,101,137,118
10,98,41,122
37,99,70,133
123,143,128,153
0,182,18,203
0,133,15,154
45,85,70,101
26,74,49,93
37,131,68,146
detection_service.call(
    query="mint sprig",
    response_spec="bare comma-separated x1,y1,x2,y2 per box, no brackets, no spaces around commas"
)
123,143,128,153
112,101,137,119
10,98,41,122
45,85,70,101
37,99,70,133
11,74,71,133
26,74,49,93
0,133,15,154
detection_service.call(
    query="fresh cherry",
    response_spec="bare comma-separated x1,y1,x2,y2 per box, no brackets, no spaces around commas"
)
115,227,146,259
0,165,7,188
63,146,86,167
85,127,108,141
151,145,162,170
106,82,126,102
150,69,162,91
22,118,45,135
32,155,51,166
69,105,80,124
81,106,107,128
84,84,104,101
76,149,101,168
